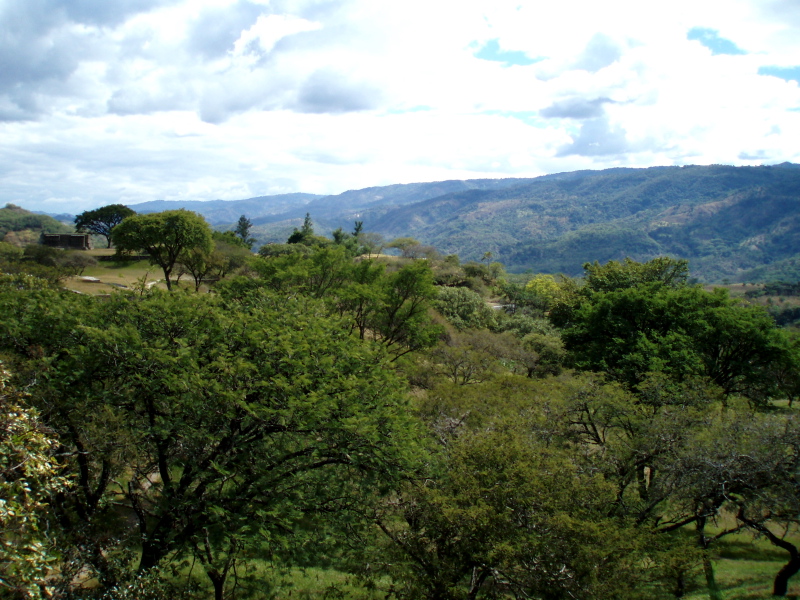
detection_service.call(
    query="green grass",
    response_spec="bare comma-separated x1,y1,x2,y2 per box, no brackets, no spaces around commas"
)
62,249,207,294
172,562,388,600
681,531,800,599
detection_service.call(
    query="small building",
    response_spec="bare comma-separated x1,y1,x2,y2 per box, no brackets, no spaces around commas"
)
42,234,92,250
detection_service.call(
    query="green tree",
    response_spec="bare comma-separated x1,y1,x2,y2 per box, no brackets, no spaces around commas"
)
369,260,442,359
564,283,786,398
287,213,315,244
74,204,136,248
386,237,436,259
434,286,497,331
0,286,421,598
111,210,213,290
357,231,385,258
176,244,215,291
211,230,248,249
583,256,690,293
376,375,660,600
233,215,254,249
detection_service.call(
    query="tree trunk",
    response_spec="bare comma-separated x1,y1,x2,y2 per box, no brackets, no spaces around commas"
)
773,550,800,598
208,570,226,600
637,464,649,502
738,514,800,596
138,540,166,572
696,518,723,600
673,570,686,598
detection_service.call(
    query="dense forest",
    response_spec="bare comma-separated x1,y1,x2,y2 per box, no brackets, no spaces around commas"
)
2,209,800,600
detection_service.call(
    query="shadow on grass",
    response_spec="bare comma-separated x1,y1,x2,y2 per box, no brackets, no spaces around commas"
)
718,538,790,562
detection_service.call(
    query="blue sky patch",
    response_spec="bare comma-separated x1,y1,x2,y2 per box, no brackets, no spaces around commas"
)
758,66,800,84
687,27,746,55
473,39,542,66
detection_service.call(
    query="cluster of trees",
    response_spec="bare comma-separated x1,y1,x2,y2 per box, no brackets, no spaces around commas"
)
103,209,251,291
2,210,800,600
0,242,98,285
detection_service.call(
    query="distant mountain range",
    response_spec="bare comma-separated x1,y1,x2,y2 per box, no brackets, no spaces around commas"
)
25,163,800,283
120,163,800,282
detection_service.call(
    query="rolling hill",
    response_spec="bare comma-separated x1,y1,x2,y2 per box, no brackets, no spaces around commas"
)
113,163,800,282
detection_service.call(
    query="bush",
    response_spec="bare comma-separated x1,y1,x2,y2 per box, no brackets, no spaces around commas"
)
434,286,497,331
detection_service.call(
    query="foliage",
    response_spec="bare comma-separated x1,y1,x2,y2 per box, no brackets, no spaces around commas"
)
376,374,673,600
246,249,443,359
234,214,255,248
433,286,496,331
212,229,249,249
177,238,251,291
0,284,424,598
563,282,787,396
0,363,64,599
74,204,136,248
524,273,563,305
357,231,385,257
0,245,83,287
0,204,70,241
0,242,23,261
59,251,98,276
2,236,800,600
258,242,313,258
385,237,439,260
287,213,320,245
111,210,213,290
583,256,689,292
330,222,366,258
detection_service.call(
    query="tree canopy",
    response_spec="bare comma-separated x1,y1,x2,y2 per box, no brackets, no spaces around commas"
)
74,204,136,248
111,210,213,290
233,215,254,248
1,251,799,599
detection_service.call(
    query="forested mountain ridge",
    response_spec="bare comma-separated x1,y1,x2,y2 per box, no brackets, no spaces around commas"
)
116,163,800,282
358,163,800,281
300,177,533,216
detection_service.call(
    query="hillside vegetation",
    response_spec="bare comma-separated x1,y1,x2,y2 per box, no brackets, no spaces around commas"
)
3,210,800,599
122,164,800,283
364,163,800,281
0,203,72,245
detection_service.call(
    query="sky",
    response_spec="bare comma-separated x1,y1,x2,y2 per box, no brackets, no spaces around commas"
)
1,0,799,213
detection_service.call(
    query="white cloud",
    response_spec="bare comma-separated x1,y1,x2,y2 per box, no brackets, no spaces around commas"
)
0,0,799,212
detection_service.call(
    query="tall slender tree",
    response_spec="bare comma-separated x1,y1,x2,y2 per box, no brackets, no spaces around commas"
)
233,215,254,248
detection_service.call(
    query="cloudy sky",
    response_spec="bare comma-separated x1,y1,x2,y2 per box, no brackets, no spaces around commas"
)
1,0,799,213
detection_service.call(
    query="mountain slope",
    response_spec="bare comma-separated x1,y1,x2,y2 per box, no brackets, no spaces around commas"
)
121,163,800,282
1,203,72,245
128,193,322,225
355,164,800,280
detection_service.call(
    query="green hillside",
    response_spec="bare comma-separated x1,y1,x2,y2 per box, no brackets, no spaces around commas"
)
0,203,72,245
360,164,800,282
72,163,800,283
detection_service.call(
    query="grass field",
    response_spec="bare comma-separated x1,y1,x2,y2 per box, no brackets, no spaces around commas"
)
167,532,798,600
62,248,199,294
683,532,799,599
